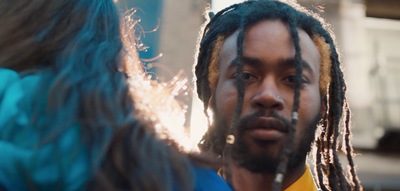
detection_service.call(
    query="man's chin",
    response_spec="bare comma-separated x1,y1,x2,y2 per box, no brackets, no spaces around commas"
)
231,140,305,174
231,141,281,173
237,153,280,173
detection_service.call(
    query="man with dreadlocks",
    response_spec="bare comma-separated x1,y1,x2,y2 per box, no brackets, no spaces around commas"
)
194,0,363,191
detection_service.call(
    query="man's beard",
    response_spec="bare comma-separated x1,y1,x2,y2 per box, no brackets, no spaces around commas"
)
212,111,321,174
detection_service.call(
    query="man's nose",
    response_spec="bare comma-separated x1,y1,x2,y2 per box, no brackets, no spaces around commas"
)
250,80,284,110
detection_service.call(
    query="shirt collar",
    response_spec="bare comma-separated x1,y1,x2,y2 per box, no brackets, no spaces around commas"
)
284,165,319,191
218,165,320,191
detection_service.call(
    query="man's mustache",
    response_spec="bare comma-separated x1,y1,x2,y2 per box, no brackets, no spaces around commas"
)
236,111,291,132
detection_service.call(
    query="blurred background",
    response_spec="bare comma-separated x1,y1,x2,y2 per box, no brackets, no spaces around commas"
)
114,0,400,190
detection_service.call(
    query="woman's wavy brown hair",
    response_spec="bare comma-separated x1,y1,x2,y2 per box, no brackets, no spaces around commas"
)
0,0,195,190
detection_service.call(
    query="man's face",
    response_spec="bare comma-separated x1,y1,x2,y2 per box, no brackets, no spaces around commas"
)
210,20,323,173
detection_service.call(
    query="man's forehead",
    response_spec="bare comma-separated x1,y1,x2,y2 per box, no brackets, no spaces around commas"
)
219,31,239,67
219,20,321,69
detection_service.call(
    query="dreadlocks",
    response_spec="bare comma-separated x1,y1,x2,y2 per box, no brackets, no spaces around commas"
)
194,1,362,191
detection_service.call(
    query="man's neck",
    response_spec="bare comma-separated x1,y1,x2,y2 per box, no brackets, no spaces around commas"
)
226,163,306,191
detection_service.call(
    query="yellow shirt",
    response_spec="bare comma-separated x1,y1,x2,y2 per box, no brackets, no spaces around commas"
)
284,165,319,191
218,165,320,191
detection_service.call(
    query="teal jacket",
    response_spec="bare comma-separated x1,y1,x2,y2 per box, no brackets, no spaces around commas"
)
0,68,231,191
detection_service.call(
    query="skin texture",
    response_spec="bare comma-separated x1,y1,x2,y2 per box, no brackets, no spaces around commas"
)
210,20,324,190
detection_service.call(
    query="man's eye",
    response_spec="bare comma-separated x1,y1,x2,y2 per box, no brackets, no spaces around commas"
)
283,75,307,85
242,72,257,81
285,75,296,83
233,71,257,81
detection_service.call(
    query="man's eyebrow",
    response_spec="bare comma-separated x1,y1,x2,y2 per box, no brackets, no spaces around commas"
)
227,57,262,69
227,56,314,73
279,58,314,73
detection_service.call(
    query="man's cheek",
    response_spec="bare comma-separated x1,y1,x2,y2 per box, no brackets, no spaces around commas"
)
216,93,236,112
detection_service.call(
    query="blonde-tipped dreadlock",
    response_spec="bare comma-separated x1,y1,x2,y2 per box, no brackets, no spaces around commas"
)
208,36,225,91
313,35,332,97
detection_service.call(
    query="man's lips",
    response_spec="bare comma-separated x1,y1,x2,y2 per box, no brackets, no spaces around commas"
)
246,116,288,132
244,117,288,141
